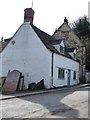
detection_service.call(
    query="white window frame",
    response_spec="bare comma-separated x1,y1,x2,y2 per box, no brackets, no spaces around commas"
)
58,68,65,80
73,53,76,59
60,45,64,54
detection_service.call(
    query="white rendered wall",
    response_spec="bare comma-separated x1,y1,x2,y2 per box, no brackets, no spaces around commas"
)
0,22,79,89
0,22,51,88
68,52,73,58
53,53,79,87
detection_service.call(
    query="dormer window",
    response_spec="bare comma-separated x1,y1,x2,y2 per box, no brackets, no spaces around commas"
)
51,39,65,54
59,40,65,54
73,49,76,59
73,53,76,59
66,47,77,59
60,45,64,54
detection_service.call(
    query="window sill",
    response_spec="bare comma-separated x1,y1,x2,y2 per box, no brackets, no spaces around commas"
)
58,79,65,80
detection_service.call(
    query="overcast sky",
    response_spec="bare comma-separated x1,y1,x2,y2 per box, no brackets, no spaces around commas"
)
0,0,89,39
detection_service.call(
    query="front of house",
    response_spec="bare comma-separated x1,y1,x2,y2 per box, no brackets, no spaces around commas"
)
0,8,79,89
53,53,79,87
53,18,85,79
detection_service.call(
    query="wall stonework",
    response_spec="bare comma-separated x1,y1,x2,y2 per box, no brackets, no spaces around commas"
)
53,22,85,78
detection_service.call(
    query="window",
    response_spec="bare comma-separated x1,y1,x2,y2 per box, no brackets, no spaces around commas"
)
60,45,64,53
73,53,76,59
73,71,76,80
58,68,65,79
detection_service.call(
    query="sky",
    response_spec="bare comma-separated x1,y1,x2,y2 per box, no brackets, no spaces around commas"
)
0,0,89,39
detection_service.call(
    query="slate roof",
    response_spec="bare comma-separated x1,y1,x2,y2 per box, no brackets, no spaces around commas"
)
0,38,11,53
66,48,75,52
31,23,79,62
49,39,62,45
30,23,59,53
0,23,79,62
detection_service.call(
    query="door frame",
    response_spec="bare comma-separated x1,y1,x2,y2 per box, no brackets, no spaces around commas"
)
67,69,71,86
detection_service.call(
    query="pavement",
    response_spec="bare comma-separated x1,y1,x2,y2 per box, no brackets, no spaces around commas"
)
0,83,89,100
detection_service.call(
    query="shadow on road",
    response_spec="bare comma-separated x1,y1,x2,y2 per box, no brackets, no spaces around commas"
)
20,89,79,118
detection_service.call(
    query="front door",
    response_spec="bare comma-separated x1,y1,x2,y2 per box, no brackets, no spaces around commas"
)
67,70,71,86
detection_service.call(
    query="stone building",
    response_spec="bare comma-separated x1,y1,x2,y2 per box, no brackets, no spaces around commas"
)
53,17,85,80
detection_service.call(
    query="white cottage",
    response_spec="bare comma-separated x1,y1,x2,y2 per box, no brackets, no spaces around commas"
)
0,8,79,89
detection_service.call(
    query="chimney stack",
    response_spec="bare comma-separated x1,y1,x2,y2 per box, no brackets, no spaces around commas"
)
64,17,68,24
24,8,34,24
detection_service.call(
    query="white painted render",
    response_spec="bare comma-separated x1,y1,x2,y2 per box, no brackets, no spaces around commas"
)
68,52,74,58
60,40,65,47
0,22,52,88
0,22,79,89
53,53,79,87
53,45,60,52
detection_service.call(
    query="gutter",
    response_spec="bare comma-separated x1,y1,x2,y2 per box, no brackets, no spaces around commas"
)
51,52,56,88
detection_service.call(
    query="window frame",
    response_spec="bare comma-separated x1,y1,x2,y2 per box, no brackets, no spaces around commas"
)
60,45,64,54
73,71,77,80
58,68,65,80
73,53,76,59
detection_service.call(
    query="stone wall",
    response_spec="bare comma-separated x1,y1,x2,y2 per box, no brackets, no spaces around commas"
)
53,22,86,78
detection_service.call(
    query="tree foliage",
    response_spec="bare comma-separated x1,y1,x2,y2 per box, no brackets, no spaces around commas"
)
86,40,90,71
73,16,90,71
73,16,90,38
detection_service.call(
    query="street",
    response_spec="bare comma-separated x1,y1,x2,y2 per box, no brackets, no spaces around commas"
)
1,86,90,118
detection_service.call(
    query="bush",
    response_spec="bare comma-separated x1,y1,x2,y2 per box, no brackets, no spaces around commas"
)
79,76,86,84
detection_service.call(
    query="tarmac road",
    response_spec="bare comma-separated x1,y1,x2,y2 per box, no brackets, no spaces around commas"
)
1,85,90,119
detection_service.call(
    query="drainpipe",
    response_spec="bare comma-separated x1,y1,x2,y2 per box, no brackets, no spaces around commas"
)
51,52,56,88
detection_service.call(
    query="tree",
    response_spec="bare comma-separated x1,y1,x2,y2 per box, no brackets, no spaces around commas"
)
73,16,90,38
86,40,90,71
73,16,90,71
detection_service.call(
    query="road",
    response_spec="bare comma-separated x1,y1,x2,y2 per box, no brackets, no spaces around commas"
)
1,86,90,118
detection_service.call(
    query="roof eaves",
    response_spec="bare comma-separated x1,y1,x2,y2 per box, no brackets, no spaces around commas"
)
31,23,79,63
53,22,71,36
30,23,58,53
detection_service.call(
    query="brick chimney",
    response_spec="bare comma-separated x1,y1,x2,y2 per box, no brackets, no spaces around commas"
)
24,8,34,24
